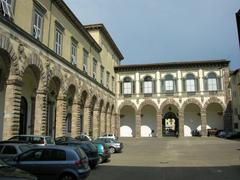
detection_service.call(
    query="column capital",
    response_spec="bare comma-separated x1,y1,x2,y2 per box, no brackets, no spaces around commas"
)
6,79,22,86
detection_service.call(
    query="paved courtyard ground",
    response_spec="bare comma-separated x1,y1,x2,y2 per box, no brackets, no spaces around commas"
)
88,137,240,180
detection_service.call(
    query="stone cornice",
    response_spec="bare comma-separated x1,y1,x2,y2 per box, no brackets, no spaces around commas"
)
115,60,230,72
84,23,124,61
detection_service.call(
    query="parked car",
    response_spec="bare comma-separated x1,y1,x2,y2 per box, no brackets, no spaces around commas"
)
6,146,90,180
7,135,55,146
0,143,33,161
93,140,111,163
216,130,228,138
55,136,75,144
96,137,123,154
75,134,92,141
56,141,99,168
0,159,37,180
100,134,118,140
225,131,240,139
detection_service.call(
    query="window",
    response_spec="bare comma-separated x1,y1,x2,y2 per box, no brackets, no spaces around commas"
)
186,74,196,92
144,76,153,94
2,145,17,154
123,77,132,95
93,59,97,79
32,3,45,41
0,0,13,18
71,41,77,65
112,76,115,92
106,72,110,88
55,27,63,55
83,49,88,73
165,74,174,91
207,73,217,91
100,66,104,84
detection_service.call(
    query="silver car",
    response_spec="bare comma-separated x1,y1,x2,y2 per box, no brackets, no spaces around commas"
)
8,135,55,146
96,137,123,154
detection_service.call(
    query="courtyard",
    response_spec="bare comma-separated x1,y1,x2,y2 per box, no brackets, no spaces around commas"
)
89,137,240,180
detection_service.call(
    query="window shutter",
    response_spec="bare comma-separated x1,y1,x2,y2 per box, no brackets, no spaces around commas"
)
204,78,207,91
140,81,143,93
120,82,123,94
132,81,135,94
182,79,186,92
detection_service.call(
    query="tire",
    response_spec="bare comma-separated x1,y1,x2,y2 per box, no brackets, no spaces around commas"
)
60,174,76,180
109,147,116,154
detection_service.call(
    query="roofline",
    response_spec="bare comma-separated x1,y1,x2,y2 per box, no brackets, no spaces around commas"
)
54,0,102,53
231,68,240,75
84,23,124,60
114,59,230,72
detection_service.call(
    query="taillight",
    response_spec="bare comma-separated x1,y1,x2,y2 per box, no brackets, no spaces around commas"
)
75,159,87,167
40,139,44,144
104,145,109,154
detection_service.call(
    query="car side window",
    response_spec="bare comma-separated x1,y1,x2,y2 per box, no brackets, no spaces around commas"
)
2,146,17,154
41,149,66,161
20,150,43,161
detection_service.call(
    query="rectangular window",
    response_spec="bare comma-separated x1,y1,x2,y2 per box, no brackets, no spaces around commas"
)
71,42,77,65
55,27,63,55
106,72,110,88
144,81,152,94
0,0,13,18
165,80,174,91
93,58,97,79
123,82,131,94
186,79,195,92
100,66,104,84
83,49,88,73
32,9,43,40
208,78,217,91
112,76,115,92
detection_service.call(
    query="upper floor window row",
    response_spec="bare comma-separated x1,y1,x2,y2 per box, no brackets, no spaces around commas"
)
119,72,222,95
0,0,14,18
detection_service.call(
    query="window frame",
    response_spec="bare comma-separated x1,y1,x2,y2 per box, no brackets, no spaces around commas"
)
0,0,14,18
92,58,97,79
143,76,153,94
83,49,89,73
71,39,78,65
54,26,63,56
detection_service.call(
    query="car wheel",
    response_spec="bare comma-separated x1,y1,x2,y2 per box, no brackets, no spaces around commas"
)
109,147,116,154
60,174,76,180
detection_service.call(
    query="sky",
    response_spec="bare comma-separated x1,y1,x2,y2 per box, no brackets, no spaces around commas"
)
64,0,240,70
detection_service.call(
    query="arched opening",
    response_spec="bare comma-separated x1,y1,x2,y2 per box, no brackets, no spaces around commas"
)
66,85,76,136
47,77,60,137
89,95,97,137
98,100,104,136
104,103,109,133
206,103,224,131
184,104,201,136
21,65,40,135
162,105,179,136
79,90,88,133
120,105,136,137
140,105,157,137
0,50,11,140
19,97,28,135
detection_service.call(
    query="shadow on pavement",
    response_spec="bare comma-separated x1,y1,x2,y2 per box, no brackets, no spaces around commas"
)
88,165,240,180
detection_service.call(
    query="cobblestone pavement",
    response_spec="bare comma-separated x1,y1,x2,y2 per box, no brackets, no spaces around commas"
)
88,137,240,180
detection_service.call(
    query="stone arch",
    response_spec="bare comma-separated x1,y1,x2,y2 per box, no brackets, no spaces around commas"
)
137,99,159,114
118,100,137,114
160,98,180,112
203,97,225,110
181,98,202,111
0,33,19,76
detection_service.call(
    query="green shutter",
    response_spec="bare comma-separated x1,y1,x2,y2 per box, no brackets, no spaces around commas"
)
182,79,186,92
120,82,123,94
132,81,135,94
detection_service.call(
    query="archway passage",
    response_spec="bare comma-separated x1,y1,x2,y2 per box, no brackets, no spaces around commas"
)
19,97,28,135
206,103,224,131
184,104,201,137
162,105,179,137
140,105,157,137
120,105,136,137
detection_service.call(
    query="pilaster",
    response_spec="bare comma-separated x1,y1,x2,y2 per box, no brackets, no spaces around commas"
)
201,109,207,136
71,101,81,137
55,95,67,137
178,110,184,137
135,113,141,138
156,113,162,137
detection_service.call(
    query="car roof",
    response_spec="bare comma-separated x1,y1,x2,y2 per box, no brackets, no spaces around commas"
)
10,135,51,138
0,143,31,146
29,145,79,151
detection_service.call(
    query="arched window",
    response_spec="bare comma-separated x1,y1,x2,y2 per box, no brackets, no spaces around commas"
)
186,74,196,92
143,76,153,94
165,74,174,91
207,72,217,91
123,77,132,95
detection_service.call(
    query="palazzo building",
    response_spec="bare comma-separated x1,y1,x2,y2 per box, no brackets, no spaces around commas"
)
115,61,232,137
0,0,123,140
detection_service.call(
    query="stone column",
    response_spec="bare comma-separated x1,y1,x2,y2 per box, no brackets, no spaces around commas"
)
178,110,184,137
177,70,182,96
115,113,120,137
111,113,116,134
201,109,207,136
71,100,81,137
92,107,100,138
135,72,140,97
3,79,22,140
100,112,105,135
135,113,141,138
83,106,90,135
55,95,67,137
34,90,47,135
106,111,111,133
156,112,162,137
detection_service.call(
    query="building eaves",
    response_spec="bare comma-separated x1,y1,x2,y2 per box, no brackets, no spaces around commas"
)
84,23,124,61
54,0,101,53
114,59,230,72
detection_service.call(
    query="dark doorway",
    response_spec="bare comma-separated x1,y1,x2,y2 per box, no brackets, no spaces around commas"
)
162,112,179,137
20,96,28,135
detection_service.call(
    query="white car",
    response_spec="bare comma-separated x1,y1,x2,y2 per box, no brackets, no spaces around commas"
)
100,134,118,140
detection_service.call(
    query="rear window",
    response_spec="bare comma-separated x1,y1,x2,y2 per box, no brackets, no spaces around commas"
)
45,137,55,144
29,137,44,144
2,146,17,154
87,143,97,151
75,148,86,159
42,149,66,161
